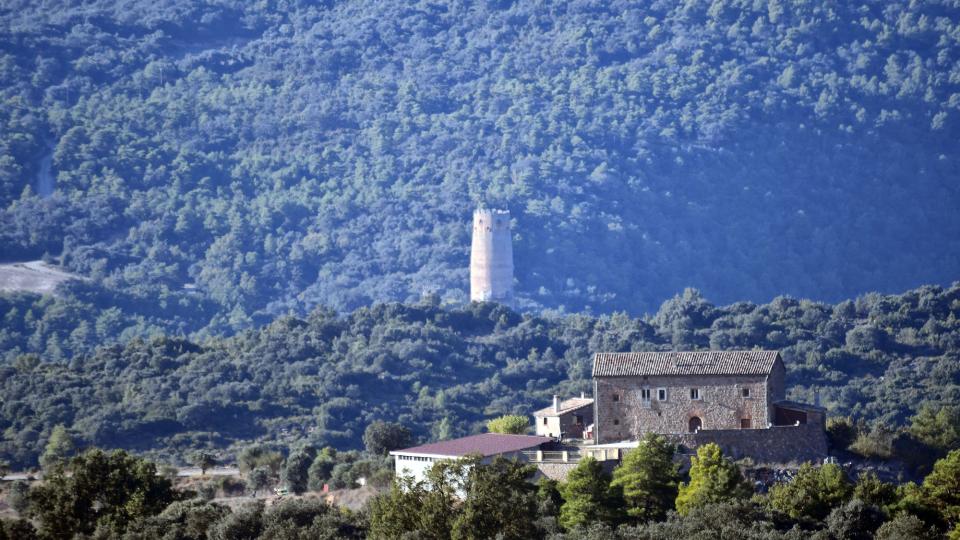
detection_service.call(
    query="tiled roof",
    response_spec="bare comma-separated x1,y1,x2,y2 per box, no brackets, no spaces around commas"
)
533,397,594,417
775,400,827,412
592,350,781,377
389,433,553,458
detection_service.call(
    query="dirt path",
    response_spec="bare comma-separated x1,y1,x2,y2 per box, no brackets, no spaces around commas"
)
0,260,83,295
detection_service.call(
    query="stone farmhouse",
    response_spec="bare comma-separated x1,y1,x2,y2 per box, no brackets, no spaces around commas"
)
389,350,828,486
592,350,827,463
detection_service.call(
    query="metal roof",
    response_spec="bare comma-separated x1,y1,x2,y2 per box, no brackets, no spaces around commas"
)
533,397,594,417
592,350,781,377
389,433,553,458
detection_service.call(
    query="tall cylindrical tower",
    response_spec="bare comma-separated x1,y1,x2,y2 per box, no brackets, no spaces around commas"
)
470,208,514,305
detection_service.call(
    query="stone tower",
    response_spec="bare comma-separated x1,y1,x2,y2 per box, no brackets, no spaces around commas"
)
470,208,514,305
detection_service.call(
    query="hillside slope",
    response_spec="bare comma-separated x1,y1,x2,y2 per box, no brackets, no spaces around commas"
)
0,0,958,335
2,283,958,467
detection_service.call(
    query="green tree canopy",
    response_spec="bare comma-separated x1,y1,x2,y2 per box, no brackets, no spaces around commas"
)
486,415,530,435
611,433,681,523
246,467,273,494
362,421,413,456
559,456,621,529
675,443,752,516
38,424,74,471
910,406,960,454
768,462,853,521
368,459,463,540
281,447,317,495
28,449,176,538
922,449,960,532
238,445,283,475
451,456,539,540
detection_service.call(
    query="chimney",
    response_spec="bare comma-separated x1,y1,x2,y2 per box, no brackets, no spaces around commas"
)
580,392,586,399
552,395,559,413
814,388,821,407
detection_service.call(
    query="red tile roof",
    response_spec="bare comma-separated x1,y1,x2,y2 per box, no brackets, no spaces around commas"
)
390,433,553,458
593,350,781,377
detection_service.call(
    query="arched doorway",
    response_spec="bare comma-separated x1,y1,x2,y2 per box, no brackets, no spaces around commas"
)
688,416,702,433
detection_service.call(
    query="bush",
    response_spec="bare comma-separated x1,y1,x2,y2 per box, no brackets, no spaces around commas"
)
6,481,30,514
826,499,886,540
874,513,936,540
826,417,857,451
768,462,853,521
217,476,246,497
850,425,896,460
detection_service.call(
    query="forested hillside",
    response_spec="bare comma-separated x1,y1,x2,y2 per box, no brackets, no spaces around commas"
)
1,0,959,338
2,283,957,468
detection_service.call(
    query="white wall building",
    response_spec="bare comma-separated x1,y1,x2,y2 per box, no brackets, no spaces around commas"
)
390,433,553,486
533,394,594,439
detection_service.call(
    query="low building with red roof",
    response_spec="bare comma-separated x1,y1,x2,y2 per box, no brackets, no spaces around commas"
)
389,433,553,485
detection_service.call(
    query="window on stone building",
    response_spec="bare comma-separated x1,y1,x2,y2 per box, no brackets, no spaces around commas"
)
657,388,667,401
742,388,750,398
542,418,548,425
690,388,701,400
640,388,651,400
612,394,620,402
613,419,620,425
741,418,752,429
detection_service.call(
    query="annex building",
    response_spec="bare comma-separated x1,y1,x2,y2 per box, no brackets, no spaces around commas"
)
390,433,553,485
533,393,593,439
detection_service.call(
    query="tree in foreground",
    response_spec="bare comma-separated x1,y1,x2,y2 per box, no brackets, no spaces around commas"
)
363,421,413,455
368,459,463,540
611,433,680,523
559,456,621,529
452,456,540,540
675,443,751,516
768,461,853,521
922,449,960,532
486,414,530,434
28,449,176,538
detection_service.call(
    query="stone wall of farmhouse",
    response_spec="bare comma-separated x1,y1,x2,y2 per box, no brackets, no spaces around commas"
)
766,359,786,421
672,422,828,465
595,374,773,443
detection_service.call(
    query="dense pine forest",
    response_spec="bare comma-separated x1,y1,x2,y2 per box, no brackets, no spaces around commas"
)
2,283,958,469
1,0,959,341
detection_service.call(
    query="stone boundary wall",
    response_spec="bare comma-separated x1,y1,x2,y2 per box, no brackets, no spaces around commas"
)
533,460,618,482
670,422,828,465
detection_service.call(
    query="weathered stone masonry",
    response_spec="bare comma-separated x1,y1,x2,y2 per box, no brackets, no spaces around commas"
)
674,421,828,465
591,351,827,464
594,373,780,441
